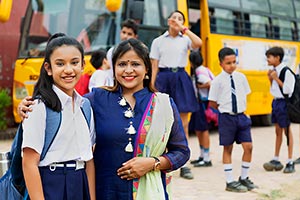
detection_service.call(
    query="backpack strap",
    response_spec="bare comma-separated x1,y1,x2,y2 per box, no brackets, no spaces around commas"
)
278,66,289,98
80,97,91,129
40,108,62,161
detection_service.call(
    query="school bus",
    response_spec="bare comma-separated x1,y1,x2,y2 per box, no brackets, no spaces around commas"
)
12,0,188,123
11,0,300,125
188,0,300,125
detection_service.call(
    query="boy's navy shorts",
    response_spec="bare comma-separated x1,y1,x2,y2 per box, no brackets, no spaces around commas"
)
271,99,290,128
218,113,252,146
189,101,209,132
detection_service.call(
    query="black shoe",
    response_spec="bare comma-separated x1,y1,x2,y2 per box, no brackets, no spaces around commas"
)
239,177,258,190
226,181,248,193
193,160,212,167
294,157,300,164
283,162,295,173
180,167,194,179
190,157,203,164
263,160,284,171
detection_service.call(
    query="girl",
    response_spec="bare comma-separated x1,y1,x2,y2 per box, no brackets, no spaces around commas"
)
22,33,96,200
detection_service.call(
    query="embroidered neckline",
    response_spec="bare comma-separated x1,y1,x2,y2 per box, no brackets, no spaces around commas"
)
119,96,136,152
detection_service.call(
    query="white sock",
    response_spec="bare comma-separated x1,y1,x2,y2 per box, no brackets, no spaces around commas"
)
203,148,210,162
224,164,234,183
200,145,204,158
273,156,279,161
241,161,251,180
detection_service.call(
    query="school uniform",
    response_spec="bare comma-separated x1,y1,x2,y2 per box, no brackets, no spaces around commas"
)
22,85,96,200
190,65,215,131
150,31,199,112
89,68,114,92
270,63,295,128
208,71,252,145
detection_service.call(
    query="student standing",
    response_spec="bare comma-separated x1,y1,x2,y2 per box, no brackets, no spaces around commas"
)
189,50,214,167
88,50,113,91
22,33,96,200
150,10,202,179
209,47,257,192
263,46,295,173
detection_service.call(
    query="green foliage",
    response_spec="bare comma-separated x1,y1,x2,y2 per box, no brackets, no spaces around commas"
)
0,88,12,130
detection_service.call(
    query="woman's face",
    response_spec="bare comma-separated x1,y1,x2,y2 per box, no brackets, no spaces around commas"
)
45,45,84,96
115,49,147,94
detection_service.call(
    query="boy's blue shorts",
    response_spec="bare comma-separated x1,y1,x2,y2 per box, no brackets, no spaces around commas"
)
271,99,290,128
218,113,252,146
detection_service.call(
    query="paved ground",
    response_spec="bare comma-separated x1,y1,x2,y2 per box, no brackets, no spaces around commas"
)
1,124,300,199
171,124,300,200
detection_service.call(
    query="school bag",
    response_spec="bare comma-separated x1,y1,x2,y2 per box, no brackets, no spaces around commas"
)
278,66,300,123
0,97,91,200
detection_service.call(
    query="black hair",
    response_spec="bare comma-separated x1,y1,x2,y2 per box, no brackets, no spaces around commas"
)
109,38,156,92
121,19,139,35
265,46,284,62
218,47,236,62
33,33,84,112
189,50,203,67
90,50,107,70
168,10,185,23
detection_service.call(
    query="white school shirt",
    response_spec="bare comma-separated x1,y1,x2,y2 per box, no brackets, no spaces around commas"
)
89,69,114,92
150,31,197,68
22,85,96,166
195,65,215,99
270,63,295,98
208,71,251,113
107,46,114,80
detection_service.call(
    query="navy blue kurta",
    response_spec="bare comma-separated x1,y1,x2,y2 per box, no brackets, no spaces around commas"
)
85,87,190,200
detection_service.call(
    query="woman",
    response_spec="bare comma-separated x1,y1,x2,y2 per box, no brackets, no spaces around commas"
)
18,38,190,200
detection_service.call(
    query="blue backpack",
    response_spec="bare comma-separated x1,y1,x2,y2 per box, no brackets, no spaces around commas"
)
279,66,300,124
0,97,91,200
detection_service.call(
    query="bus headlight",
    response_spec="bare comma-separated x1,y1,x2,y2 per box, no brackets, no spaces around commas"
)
14,81,28,99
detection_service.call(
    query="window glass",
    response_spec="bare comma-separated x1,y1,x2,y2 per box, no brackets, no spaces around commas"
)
273,19,293,40
161,0,176,26
208,0,240,8
295,0,300,18
213,8,234,34
143,0,160,26
269,0,295,17
241,0,270,13
249,14,268,37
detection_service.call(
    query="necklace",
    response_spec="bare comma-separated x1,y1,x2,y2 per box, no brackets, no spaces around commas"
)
119,96,136,152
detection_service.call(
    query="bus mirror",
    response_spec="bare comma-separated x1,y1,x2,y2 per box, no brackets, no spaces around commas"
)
106,0,122,12
129,1,144,22
0,0,13,22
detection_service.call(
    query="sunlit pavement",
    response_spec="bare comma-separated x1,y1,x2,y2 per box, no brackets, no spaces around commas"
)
1,124,300,199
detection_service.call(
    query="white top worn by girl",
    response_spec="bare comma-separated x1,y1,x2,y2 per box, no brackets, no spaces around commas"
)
209,71,251,113
195,65,215,100
22,85,96,166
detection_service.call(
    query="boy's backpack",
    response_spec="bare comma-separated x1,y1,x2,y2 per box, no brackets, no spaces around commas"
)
0,97,91,200
278,66,300,123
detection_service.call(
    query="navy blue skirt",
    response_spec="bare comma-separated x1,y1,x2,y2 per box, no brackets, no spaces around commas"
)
156,68,199,113
38,163,90,200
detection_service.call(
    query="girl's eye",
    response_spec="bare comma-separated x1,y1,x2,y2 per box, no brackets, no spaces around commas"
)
56,62,64,66
72,61,79,65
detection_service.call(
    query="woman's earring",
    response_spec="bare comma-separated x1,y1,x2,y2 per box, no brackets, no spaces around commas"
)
144,74,149,79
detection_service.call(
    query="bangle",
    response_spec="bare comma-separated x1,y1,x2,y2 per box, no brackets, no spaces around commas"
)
152,156,161,171
182,27,188,34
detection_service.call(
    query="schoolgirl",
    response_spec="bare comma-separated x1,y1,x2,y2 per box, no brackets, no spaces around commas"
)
22,33,96,200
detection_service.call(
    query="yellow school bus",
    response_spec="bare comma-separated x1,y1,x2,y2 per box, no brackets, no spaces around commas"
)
12,0,187,123
188,0,300,125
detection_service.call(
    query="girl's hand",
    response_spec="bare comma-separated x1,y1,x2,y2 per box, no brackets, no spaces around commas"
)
117,157,155,180
18,96,34,120
168,18,183,32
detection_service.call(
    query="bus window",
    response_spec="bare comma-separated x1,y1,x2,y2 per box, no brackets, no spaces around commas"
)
249,14,268,38
298,23,300,41
278,19,293,40
213,8,234,35
240,0,270,13
143,0,159,26
208,0,240,9
295,0,300,19
269,0,295,18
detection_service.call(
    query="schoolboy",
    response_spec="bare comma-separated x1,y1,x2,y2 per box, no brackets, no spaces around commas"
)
263,46,295,173
208,47,257,192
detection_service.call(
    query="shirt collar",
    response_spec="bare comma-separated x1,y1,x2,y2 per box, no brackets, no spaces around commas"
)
163,31,183,37
52,85,83,109
274,63,286,73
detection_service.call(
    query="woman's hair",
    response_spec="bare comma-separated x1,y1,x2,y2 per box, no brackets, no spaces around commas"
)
33,33,84,111
90,50,107,69
107,38,156,92
189,50,203,67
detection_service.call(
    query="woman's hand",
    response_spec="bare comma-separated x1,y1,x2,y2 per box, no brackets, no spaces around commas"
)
117,157,155,180
18,96,34,120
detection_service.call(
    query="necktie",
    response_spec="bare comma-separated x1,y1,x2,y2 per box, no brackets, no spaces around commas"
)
230,75,238,113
